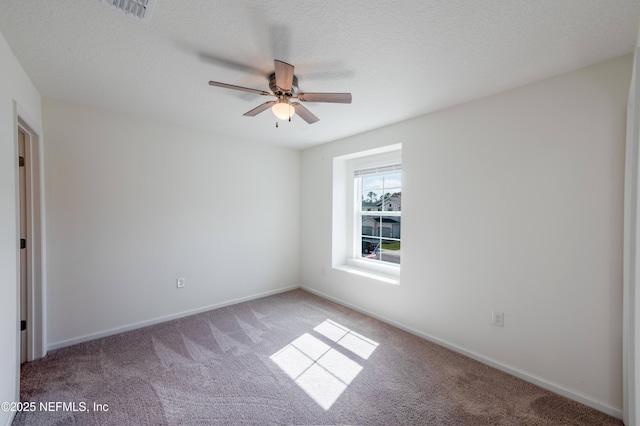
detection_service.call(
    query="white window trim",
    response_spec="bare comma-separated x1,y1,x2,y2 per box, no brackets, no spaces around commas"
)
332,144,402,284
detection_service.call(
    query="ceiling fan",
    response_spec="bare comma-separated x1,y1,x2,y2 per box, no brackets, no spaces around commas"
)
208,59,352,125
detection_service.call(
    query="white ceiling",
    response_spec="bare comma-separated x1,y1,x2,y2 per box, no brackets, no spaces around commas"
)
1,1,639,149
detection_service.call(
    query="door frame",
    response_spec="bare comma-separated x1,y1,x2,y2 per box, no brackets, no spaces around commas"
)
14,102,45,362
623,44,639,426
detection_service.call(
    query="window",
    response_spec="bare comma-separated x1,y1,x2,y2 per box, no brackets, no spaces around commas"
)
355,165,401,265
332,144,402,283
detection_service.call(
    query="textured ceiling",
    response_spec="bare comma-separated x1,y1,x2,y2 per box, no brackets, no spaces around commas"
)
0,1,639,149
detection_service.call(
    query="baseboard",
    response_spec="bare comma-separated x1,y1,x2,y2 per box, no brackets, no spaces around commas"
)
48,285,300,351
300,285,624,420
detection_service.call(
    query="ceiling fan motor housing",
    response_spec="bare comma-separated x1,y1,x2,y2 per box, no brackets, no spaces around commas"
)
269,73,299,97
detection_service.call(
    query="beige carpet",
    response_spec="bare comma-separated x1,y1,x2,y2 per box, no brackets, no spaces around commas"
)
14,289,621,425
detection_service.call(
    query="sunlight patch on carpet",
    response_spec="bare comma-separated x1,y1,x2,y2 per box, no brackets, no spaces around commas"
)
270,320,378,410
314,319,379,360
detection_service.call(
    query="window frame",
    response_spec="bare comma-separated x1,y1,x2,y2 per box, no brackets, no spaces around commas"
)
341,148,402,279
353,165,402,266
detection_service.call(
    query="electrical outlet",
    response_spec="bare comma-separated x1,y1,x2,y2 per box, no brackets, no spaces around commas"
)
492,311,504,327
176,277,186,289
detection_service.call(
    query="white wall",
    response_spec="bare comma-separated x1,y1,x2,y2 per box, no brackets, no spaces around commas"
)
43,98,301,348
301,55,631,416
0,31,42,426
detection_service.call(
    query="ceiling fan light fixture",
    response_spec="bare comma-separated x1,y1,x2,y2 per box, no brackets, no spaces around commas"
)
272,99,295,120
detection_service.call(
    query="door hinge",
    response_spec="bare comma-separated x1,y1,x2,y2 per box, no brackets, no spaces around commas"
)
20,239,26,249
19,156,24,167
20,320,26,331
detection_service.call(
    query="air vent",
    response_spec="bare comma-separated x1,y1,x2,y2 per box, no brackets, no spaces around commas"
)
100,0,156,23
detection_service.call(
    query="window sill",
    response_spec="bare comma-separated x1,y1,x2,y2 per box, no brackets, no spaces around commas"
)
334,259,400,285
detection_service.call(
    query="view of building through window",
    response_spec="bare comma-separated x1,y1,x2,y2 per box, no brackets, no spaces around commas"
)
359,170,401,265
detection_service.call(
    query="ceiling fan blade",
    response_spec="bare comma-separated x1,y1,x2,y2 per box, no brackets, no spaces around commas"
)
274,60,295,92
209,81,272,96
291,102,319,124
298,92,352,104
199,53,266,76
243,101,277,117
